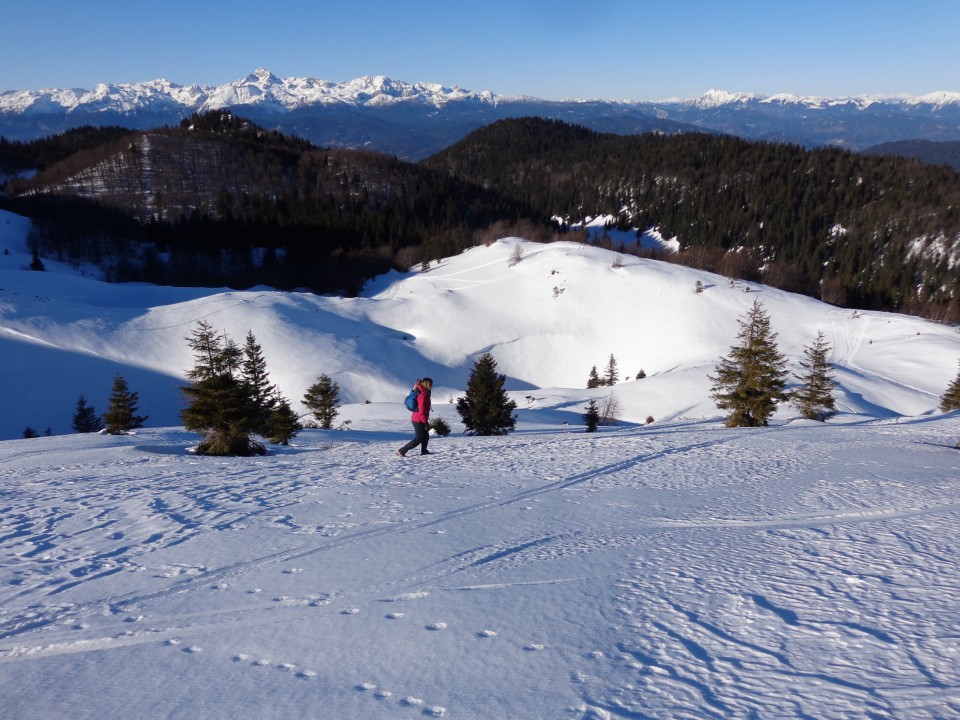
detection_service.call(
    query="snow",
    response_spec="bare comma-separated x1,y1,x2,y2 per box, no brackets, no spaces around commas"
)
4,70,959,116
3,207,960,718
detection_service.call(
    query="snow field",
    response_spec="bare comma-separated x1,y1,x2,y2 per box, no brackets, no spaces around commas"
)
2,415,960,718
3,207,960,717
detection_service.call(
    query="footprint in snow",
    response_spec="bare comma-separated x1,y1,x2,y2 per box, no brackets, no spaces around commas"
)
476,629,497,638
342,608,360,615
426,622,447,631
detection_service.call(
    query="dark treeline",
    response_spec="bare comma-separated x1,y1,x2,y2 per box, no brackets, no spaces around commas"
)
4,113,960,318
424,118,960,321
1,112,552,294
0,125,136,172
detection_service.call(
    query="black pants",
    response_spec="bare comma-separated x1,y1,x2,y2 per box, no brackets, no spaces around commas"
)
399,421,429,455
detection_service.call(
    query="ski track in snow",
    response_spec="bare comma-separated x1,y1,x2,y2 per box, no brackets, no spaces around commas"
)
2,418,960,718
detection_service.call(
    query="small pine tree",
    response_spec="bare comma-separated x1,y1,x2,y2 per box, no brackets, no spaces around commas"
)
583,399,600,432
265,395,302,445
303,374,341,429
940,360,960,412
587,365,601,389
72,394,104,433
709,299,788,427
604,354,619,386
23,426,39,438
429,416,452,437
103,374,147,435
240,330,278,435
792,331,838,421
456,353,517,435
180,321,263,456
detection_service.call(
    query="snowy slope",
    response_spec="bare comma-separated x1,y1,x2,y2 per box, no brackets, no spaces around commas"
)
1,397,960,719
2,209,958,441
3,207,960,718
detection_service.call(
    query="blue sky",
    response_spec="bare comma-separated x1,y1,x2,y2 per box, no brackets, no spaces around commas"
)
3,0,958,99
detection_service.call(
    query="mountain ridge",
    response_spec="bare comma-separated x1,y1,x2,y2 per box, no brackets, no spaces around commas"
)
4,68,959,114
4,69,960,159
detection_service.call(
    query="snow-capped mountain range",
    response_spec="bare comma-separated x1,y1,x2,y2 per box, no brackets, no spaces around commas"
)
4,68,959,115
3,68,960,159
0,68,505,115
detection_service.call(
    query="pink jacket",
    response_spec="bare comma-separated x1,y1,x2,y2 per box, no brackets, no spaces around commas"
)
411,382,431,423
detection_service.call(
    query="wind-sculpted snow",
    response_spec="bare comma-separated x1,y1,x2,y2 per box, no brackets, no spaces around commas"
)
2,416,960,719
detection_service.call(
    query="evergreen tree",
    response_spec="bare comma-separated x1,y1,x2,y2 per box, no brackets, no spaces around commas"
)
940,360,960,412
709,299,788,427
583,399,600,432
240,330,278,435
265,395,302,445
303,374,341,429
429,416,452,437
456,352,517,435
604,354,619,386
180,321,264,456
587,365,601,389
72,394,103,433
792,331,838,421
103,373,147,435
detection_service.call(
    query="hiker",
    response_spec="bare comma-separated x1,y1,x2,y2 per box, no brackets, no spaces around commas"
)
397,377,433,456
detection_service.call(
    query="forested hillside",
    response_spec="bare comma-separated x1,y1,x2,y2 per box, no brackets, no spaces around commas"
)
864,139,960,173
3,113,960,320
1,112,552,294
425,118,960,321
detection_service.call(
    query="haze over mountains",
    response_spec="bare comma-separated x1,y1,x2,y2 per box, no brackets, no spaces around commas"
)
3,68,960,159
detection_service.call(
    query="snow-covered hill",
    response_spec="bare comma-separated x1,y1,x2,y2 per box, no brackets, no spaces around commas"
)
4,206,960,718
2,208,958,441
